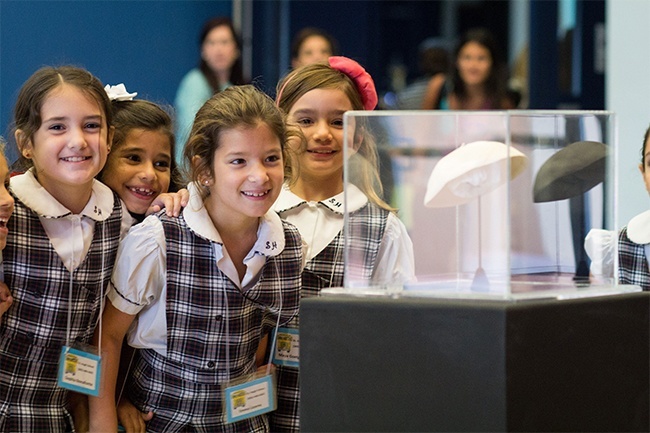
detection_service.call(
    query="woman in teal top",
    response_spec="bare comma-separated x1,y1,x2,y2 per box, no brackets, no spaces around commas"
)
174,16,247,164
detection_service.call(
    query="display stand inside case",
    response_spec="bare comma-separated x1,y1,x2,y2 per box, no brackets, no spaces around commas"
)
299,111,649,432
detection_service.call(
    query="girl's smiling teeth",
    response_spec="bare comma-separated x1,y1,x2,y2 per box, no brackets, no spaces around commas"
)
128,186,155,197
308,149,336,154
61,156,91,162
242,189,270,198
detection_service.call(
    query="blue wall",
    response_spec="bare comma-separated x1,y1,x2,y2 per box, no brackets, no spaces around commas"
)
0,1,230,163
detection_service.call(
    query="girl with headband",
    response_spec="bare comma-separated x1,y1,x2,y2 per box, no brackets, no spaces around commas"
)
269,56,415,432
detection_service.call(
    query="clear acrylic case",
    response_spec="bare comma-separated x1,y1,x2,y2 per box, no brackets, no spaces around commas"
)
326,110,641,300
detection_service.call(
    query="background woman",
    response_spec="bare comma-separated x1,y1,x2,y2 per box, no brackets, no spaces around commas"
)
421,27,514,110
174,16,247,163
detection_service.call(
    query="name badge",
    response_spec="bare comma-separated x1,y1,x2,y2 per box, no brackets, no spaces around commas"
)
224,373,276,424
57,345,101,396
272,327,299,368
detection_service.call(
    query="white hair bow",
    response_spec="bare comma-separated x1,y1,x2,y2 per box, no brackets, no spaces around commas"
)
104,83,137,101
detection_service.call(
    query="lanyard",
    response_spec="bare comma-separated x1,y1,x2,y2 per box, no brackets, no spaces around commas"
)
64,215,103,355
224,255,283,381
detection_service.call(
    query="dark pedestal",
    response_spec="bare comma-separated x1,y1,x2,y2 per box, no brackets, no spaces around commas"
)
299,292,650,432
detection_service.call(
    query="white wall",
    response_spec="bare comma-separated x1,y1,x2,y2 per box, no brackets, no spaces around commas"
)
607,0,650,226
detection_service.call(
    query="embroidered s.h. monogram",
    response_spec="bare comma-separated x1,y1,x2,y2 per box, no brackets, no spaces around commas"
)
328,198,342,208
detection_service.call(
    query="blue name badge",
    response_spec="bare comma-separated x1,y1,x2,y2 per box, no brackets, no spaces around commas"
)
57,346,101,396
271,327,299,368
224,374,275,424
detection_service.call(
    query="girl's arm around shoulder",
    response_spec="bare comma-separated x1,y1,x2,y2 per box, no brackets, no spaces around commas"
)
147,189,190,218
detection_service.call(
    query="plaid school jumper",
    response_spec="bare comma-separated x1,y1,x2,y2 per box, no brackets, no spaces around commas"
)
618,226,650,290
269,202,389,433
0,193,122,432
127,213,302,433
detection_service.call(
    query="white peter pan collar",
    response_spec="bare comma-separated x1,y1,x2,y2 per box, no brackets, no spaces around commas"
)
10,169,114,221
627,210,650,245
274,183,368,215
183,182,286,257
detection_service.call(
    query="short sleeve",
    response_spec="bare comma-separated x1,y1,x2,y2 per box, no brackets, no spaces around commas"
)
584,228,616,279
107,216,167,315
372,213,416,286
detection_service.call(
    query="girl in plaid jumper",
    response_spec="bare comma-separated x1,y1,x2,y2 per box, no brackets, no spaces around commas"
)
0,69,188,433
100,85,190,432
0,66,132,433
586,125,650,289
89,85,302,432
269,57,415,432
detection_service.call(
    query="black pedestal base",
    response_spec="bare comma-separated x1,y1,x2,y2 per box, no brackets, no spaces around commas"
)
300,292,649,432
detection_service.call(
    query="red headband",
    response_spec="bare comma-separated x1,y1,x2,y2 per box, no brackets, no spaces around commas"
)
328,56,378,110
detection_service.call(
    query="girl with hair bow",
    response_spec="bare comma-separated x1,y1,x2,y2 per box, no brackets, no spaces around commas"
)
269,56,415,432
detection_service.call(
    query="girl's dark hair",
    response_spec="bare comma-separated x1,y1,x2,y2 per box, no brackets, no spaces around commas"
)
13,65,112,171
642,124,650,168
198,17,246,92
98,99,182,192
185,85,293,200
451,28,507,108
290,27,339,61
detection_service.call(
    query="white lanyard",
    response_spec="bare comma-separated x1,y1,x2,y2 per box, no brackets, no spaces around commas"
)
224,258,282,381
64,215,103,355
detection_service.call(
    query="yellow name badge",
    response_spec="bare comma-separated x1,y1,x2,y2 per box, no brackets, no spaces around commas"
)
272,327,299,368
224,373,275,424
57,346,101,396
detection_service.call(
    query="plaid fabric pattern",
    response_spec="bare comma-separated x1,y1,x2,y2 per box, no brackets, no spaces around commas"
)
125,213,301,431
128,349,269,433
618,226,650,290
0,193,122,432
344,203,391,285
270,202,389,433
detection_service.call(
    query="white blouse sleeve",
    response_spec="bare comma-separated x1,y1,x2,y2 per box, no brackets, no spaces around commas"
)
107,216,167,315
372,213,417,285
584,228,616,279
119,198,137,240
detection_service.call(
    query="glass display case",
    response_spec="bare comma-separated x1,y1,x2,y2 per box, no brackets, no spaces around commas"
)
329,110,640,300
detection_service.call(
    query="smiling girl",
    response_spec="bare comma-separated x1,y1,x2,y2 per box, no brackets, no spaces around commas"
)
99,87,182,223
89,85,302,432
0,65,132,432
270,56,415,432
